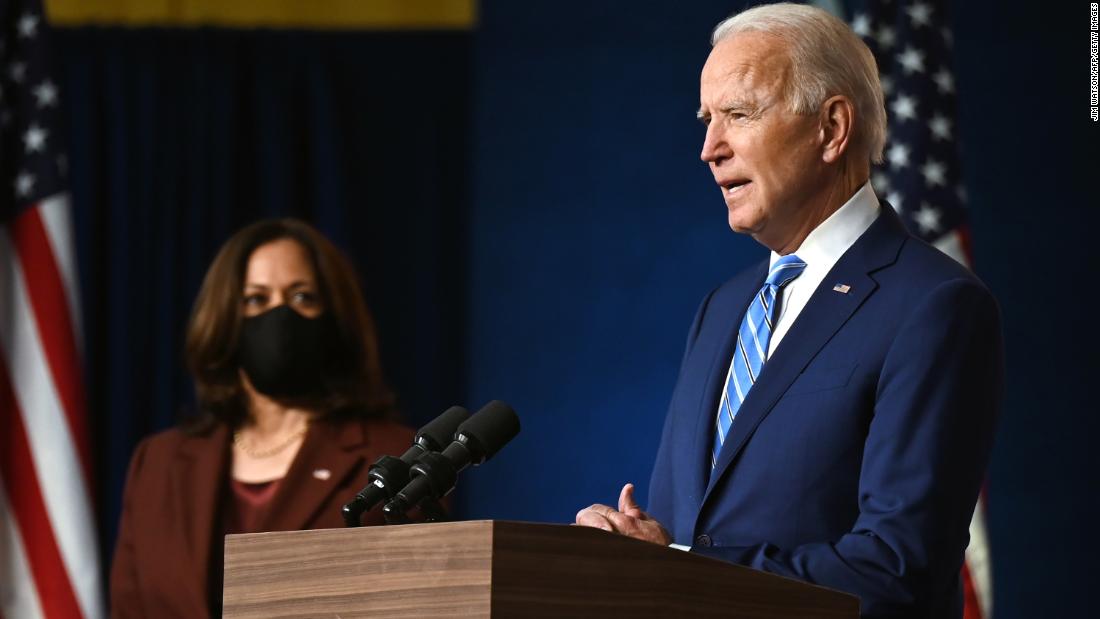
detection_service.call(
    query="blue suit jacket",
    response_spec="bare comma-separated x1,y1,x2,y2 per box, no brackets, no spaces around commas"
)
648,205,1003,618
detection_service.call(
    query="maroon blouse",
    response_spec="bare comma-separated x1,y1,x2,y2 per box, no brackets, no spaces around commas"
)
224,478,282,534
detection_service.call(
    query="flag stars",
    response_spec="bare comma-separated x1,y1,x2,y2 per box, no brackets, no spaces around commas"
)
17,13,39,39
929,114,952,141
875,25,897,50
897,46,926,74
14,171,35,198
32,81,58,108
851,13,872,37
914,203,943,234
880,75,895,96
23,124,48,153
891,93,918,121
872,171,891,193
906,2,934,28
887,143,911,169
933,69,955,94
920,158,947,187
887,191,904,212
9,62,26,83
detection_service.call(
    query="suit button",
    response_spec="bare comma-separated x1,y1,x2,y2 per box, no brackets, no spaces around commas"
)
695,534,712,547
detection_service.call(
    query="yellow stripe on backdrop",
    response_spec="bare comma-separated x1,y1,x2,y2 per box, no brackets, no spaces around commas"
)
45,0,477,29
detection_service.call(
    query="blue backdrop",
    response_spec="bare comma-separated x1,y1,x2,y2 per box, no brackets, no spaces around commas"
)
56,1,1096,617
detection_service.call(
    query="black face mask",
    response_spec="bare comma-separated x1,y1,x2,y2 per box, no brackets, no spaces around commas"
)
236,305,341,399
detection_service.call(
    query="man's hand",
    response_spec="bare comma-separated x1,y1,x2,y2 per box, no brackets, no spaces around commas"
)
574,483,671,545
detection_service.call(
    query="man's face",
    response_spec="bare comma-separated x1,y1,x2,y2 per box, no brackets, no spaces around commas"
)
698,32,827,249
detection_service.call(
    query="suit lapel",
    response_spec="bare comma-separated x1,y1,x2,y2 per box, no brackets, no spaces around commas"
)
172,424,229,612
689,260,767,500
258,418,368,531
703,206,908,502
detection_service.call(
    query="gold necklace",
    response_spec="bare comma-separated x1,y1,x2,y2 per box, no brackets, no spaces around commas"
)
233,426,308,459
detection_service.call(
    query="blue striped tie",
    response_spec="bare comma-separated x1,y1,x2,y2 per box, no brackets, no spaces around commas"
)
712,254,807,468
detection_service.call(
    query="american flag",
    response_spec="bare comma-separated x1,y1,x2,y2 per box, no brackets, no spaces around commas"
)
845,1,992,618
0,0,104,618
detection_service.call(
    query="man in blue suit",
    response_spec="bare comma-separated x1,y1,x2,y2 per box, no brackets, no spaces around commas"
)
575,4,1002,618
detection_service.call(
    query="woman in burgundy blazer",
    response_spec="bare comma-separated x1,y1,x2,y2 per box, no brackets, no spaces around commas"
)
110,219,414,618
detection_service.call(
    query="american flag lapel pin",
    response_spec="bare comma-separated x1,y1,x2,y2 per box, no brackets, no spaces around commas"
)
832,284,851,294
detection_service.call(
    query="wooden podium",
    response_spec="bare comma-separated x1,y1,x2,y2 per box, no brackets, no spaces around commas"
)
223,520,858,618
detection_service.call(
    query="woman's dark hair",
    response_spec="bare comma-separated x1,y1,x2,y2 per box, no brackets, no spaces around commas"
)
184,218,397,430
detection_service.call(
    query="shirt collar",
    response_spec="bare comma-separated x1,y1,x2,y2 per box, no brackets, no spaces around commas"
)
769,180,881,270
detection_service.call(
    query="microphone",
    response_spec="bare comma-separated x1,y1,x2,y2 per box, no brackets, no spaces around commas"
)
341,405,470,526
382,400,520,521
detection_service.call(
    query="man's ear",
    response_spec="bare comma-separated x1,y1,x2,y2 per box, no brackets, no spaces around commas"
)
819,95,855,164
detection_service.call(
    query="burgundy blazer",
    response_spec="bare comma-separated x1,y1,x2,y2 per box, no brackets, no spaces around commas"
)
109,416,415,618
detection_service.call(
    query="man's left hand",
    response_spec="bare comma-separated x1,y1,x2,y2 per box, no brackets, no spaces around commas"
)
575,482,671,545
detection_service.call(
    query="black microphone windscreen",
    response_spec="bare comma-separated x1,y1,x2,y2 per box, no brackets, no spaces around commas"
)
457,400,520,461
416,406,469,451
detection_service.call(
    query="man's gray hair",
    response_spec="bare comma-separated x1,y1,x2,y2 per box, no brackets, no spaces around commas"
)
712,3,887,164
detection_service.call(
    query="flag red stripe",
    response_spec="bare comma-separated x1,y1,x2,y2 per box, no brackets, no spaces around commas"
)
956,225,975,268
0,356,84,619
8,206,91,483
961,561,983,619
950,226,989,619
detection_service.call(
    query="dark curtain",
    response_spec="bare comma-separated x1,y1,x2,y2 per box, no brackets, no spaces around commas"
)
54,27,470,565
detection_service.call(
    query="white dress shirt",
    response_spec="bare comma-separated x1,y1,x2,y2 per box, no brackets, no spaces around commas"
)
766,181,881,358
